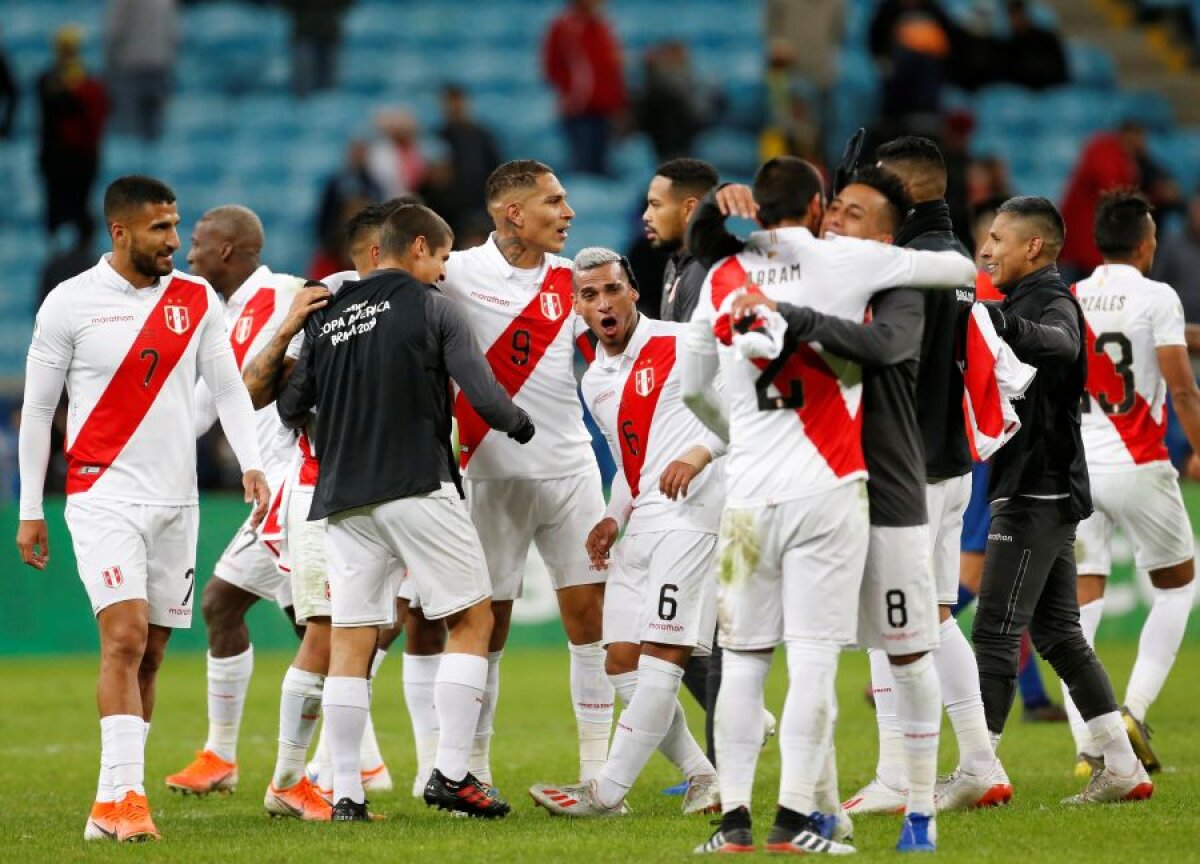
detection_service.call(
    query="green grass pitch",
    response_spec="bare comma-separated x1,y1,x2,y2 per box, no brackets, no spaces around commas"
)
3,642,1199,862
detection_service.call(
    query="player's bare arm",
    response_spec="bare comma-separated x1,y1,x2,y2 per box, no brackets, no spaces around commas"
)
730,290,776,319
16,519,49,570
242,284,329,408
659,444,714,501
242,469,270,528
714,183,758,220
584,517,619,570
1158,344,1200,480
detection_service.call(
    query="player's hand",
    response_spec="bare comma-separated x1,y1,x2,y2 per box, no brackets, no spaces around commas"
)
507,409,536,445
730,290,776,320
715,184,758,220
1187,452,1200,481
243,470,271,528
659,460,703,500
585,517,620,570
16,519,49,570
279,283,331,340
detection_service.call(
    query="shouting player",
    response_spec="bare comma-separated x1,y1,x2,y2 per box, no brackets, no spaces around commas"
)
439,161,613,785
529,248,722,817
164,205,308,798
682,157,975,854
1066,190,1198,775
17,176,269,842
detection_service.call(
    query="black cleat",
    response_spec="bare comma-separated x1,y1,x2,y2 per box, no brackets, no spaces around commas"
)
424,769,511,819
331,797,370,822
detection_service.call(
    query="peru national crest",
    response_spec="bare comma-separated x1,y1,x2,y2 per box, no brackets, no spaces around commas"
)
164,305,191,335
234,315,253,344
540,291,563,321
102,566,124,589
635,366,655,397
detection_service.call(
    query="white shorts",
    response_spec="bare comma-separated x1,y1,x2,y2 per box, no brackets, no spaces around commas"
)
1076,463,1194,576
858,524,940,654
65,498,199,629
286,484,331,625
716,481,869,652
925,474,971,605
603,530,717,655
466,468,606,602
325,484,491,626
213,512,292,608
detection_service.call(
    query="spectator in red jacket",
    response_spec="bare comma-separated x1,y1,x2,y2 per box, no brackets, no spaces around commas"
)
1059,123,1143,280
543,0,627,176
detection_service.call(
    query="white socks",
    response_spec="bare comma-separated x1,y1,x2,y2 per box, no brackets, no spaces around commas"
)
272,667,325,788
403,653,442,792
778,641,839,816
469,650,502,784
323,676,369,805
610,670,638,708
892,653,941,816
204,647,253,763
935,617,994,775
434,653,488,782
1064,598,1105,756
569,641,614,782
102,714,145,800
1127,582,1194,721
716,649,771,813
867,648,907,790
1087,710,1138,776
607,664,713,789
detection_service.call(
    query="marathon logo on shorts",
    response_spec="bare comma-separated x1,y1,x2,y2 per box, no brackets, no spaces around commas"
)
168,607,190,618
233,315,254,344
164,305,191,335
540,291,563,321
634,367,655,398
101,566,123,589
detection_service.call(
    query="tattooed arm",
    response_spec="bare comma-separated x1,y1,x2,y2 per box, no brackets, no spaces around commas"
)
242,282,330,409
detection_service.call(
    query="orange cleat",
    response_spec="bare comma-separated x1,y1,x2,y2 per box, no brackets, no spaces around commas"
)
264,776,333,821
83,800,119,841
165,750,238,795
113,791,160,843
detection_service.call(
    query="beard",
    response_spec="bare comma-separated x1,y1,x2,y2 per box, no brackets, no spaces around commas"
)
129,244,173,281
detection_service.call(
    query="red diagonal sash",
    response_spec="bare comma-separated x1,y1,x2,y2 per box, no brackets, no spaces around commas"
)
1081,315,1167,464
455,266,574,467
229,286,276,368
66,278,209,494
617,335,676,497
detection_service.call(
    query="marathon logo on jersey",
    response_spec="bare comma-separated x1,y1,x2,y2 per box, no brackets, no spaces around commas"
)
233,315,254,344
540,291,564,321
634,366,655,397
101,566,123,589
164,305,191,335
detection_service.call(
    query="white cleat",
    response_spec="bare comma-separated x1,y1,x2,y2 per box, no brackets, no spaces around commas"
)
529,779,630,818
682,774,721,815
842,776,907,814
1063,764,1153,805
361,763,393,792
834,807,855,843
934,760,1013,811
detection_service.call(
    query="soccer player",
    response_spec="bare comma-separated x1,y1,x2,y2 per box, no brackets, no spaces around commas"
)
17,176,269,842
1065,190,1198,775
276,203,534,821
163,205,309,797
953,196,1152,806
681,157,975,854
529,248,722,817
439,160,613,785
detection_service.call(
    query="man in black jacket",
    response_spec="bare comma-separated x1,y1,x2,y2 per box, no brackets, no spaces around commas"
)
942,197,1153,806
277,204,534,822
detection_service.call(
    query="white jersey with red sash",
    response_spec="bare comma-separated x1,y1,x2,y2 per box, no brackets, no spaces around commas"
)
27,256,229,504
690,227,930,508
1075,264,1186,471
581,317,726,536
441,237,595,480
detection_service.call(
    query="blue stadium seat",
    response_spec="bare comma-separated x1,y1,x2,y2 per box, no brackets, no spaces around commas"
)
1066,41,1118,89
695,129,759,178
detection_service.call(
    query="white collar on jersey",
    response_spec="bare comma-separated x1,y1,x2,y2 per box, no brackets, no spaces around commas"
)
484,233,550,281
97,254,169,296
227,265,273,308
1093,262,1143,281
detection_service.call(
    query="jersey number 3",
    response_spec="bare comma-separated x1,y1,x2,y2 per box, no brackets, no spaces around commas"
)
1082,332,1134,415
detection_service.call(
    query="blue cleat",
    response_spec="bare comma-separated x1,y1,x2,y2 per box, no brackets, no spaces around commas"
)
662,779,689,797
810,811,836,840
897,813,937,853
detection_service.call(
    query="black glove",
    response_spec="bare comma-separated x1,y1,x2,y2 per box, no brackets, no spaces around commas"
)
984,302,1009,338
833,127,866,195
507,409,536,444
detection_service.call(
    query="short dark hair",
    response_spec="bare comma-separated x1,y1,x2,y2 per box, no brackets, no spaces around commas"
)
998,196,1066,255
379,203,454,259
1094,189,1154,258
751,157,824,228
486,160,554,206
653,158,719,200
876,136,946,176
346,196,421,245
103,175,176,223
845,165,913,234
